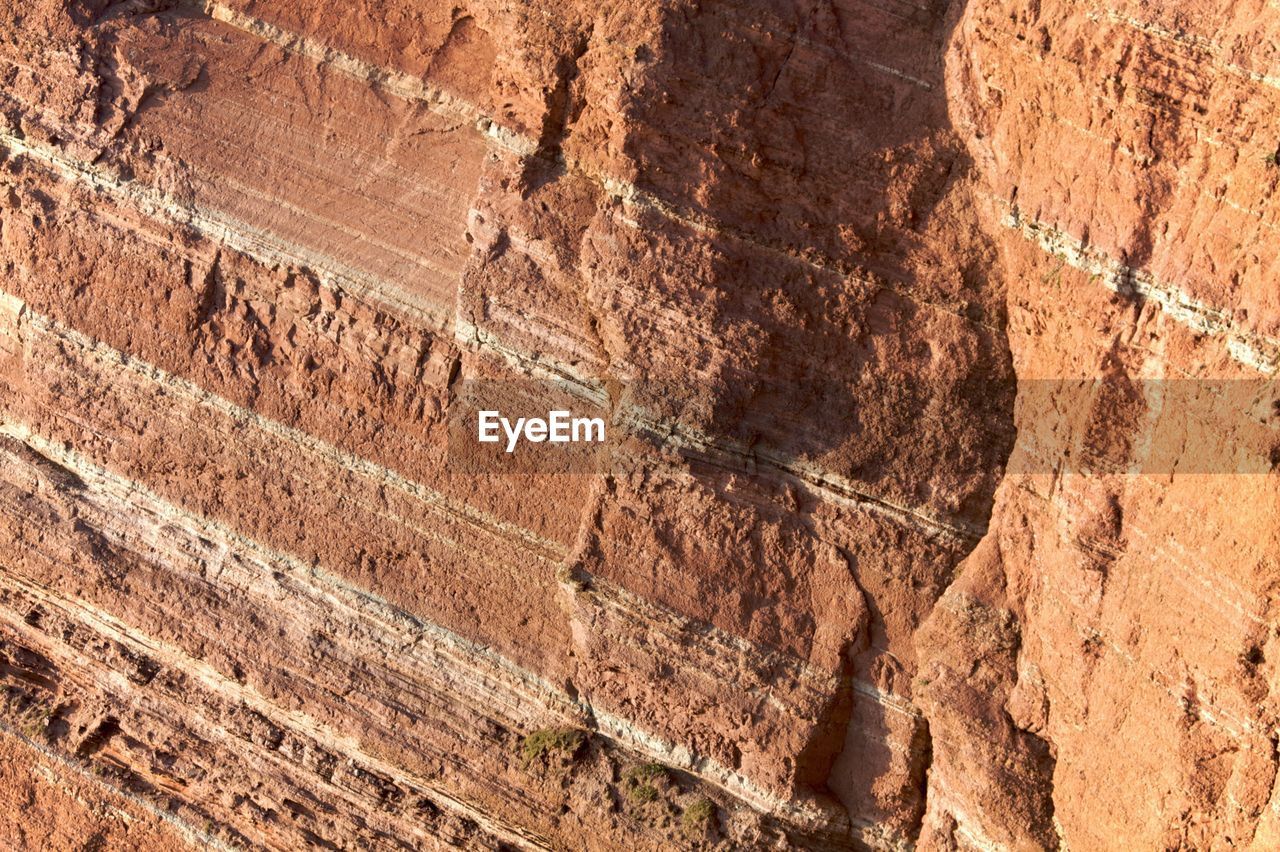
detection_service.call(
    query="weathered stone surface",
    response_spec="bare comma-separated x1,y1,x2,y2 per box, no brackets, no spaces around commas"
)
0,0,1274,849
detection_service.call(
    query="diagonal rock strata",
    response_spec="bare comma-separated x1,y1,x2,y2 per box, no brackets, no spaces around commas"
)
1,0,1276,848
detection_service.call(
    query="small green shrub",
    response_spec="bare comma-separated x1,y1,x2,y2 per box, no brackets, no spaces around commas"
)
682,797,717,836
622,761,667,806
520,727,585,768
625,762,666,784
627,783,659,804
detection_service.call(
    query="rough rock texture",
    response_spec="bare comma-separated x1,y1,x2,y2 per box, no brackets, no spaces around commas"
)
912,2,1280,848
0,0,1274,849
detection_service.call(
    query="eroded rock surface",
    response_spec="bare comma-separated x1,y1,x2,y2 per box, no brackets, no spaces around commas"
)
0,0,1274,849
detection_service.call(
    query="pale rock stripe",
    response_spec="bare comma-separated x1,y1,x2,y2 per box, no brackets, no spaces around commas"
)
1087,8,1280,91
0,568,557,850
0,421,842,827
200,1,536,157
1004,206,1280,374
0,132,453,331
0,722,230,850
200,0,978,334
0,292,859,825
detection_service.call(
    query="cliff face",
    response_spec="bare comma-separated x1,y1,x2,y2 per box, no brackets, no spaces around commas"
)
915,1,1280,848
0,0,1274,850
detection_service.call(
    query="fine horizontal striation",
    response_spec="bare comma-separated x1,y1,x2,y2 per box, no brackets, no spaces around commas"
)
198,0,535,155
192,0,994,329
0,132,455,330
0,0,1036,845
0,126,990,623
0,114,952,701
0,37,973,839
0,409,856,847
0,287,868,826
0,129,990,544
0,522,553,848
1004,206,1280,373
0,0,1009,543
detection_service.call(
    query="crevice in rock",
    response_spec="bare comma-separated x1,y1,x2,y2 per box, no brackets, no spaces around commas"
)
906,715,933,844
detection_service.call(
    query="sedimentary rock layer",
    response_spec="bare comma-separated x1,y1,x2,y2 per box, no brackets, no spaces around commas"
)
0,0,1276,849
911,0,1280,848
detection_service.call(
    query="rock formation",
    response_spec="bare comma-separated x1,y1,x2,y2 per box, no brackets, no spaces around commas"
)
0,0,1273,848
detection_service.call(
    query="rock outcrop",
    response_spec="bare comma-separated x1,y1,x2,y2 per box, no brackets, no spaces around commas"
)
0,0,1273,849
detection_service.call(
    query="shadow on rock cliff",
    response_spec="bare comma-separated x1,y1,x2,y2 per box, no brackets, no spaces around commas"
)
583,0,1017,841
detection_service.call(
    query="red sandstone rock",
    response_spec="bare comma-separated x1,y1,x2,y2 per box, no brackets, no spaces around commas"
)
0,0,1273,849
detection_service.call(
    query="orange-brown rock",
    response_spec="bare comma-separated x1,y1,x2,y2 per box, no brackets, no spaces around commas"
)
0,0,1274,849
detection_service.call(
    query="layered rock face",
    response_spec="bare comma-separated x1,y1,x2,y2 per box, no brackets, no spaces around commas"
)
0,0,1273,849
914,1,1280,847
